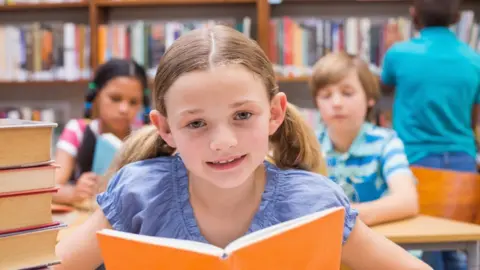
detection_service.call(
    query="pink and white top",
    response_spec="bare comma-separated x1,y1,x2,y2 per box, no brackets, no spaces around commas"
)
56,119,100,157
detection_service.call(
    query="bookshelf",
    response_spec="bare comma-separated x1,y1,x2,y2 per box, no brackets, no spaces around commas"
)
0,0,478,84
0,0,479,128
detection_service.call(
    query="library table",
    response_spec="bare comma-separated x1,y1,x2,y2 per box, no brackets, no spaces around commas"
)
373,215,480,269
54,212,480,268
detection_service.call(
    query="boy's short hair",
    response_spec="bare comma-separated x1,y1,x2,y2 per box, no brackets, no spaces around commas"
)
413,0,461,27
310,52,380,118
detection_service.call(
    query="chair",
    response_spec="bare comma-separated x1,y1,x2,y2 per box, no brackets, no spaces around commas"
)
411,166,480,223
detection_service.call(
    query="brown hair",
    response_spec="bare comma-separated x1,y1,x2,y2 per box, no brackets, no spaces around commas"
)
412,0,461,28
101,25,327,189
310,52,380,119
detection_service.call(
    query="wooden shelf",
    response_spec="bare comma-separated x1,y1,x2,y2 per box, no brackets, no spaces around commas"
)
0,80,89,87
0,1,88,11
95,0,255,7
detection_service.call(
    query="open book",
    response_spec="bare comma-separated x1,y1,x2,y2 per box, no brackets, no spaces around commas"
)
97,206,345,270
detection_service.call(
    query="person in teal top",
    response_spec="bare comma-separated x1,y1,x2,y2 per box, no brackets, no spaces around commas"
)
54,25,430,270
381,0,480,165
381,0,480,269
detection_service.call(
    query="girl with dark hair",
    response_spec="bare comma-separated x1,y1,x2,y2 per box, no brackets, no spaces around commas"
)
53,58,150,206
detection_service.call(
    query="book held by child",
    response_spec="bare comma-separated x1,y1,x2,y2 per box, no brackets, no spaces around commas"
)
97,206,345,270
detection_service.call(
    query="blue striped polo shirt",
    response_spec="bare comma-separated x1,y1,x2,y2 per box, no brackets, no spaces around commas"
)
317,122,413,203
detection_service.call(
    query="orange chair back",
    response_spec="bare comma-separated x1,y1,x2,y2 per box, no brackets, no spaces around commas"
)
411,166,480,223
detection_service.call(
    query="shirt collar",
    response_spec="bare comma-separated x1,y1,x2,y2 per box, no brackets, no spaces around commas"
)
320,123,372,156
420,27,456,39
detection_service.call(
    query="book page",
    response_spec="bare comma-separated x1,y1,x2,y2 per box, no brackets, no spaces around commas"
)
226,206,343,253
225,207,345,270
97,230,230,270
98,229,223,256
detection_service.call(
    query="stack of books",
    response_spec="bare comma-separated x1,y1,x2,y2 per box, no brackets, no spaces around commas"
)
0,118,66,269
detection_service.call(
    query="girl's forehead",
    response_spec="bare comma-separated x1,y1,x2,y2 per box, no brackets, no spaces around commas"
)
165,66,268,109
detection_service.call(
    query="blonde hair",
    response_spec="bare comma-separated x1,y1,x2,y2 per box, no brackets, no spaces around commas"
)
101,25,327,189
310,52,380,119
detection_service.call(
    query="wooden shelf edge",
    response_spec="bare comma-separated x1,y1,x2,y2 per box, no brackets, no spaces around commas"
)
95,0,255,7
0,80,89,87
0,1,89,11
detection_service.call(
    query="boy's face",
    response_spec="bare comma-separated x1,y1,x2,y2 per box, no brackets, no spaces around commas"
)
151,64,286,189
315,69,374,133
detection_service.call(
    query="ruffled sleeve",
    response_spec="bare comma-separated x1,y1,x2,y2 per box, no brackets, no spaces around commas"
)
274,168,358,244
96,156,176,234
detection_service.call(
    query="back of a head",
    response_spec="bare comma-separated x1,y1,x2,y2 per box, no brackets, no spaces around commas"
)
105,25,327,184
413,0,461,27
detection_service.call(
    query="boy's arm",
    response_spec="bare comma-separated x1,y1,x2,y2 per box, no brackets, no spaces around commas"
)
379,47,398,95
352,135,418,226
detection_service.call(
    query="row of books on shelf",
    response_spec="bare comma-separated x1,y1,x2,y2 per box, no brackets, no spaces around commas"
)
0,118,65,269
0,22,91,82
0,10,478,83
0,106,56,123
270,10,478,77
97,17,252,77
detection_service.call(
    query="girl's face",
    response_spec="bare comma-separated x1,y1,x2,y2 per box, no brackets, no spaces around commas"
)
315,69,373,133
152,65,286,189
96,76,143,135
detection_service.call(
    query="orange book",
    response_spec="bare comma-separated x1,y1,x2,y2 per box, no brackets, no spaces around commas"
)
97,206,345,270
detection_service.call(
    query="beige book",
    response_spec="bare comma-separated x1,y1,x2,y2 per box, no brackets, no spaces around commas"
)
0,118,57,169
0,164,57,194
0,223,66,270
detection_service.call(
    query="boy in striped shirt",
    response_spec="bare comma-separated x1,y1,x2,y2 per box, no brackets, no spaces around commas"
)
311,52,419,226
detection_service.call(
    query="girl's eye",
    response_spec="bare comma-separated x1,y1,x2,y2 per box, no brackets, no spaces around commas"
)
234,112,252,120
187,120,205,129
130,99,140,106
110,95,121,102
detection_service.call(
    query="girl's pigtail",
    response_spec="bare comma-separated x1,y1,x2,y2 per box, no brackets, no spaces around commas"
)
269,103,328,175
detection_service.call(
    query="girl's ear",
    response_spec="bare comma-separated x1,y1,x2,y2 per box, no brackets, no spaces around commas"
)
367,99,376,108
149,110,176,148
269,92,288,135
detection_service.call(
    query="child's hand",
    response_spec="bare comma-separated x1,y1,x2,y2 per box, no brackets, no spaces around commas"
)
71,172,99,203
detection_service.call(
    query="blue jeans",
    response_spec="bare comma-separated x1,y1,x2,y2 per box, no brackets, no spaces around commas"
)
412,152,477,270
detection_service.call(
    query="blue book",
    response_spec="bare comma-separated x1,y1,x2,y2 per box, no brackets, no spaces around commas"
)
92,133,123,176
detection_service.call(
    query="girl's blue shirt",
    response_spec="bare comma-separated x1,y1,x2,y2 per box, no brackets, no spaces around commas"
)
96,154,358,245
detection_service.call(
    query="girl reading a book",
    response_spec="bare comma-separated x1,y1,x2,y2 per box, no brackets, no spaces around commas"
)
55,26,430,270
53,59,150,206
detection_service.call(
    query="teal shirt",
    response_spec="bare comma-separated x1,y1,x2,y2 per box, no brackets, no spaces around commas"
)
381,27,480,163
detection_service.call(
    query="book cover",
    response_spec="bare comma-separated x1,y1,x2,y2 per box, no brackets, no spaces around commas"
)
0,187,58,234
97,206,345,270
0,222,66,270
92,133,123,176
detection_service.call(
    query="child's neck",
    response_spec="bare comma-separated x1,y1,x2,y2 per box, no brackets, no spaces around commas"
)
99,120,129,140
189,164,265,217
328,125,362,153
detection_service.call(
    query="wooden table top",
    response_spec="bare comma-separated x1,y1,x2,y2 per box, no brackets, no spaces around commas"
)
53,212,480,244
373,215,480,244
